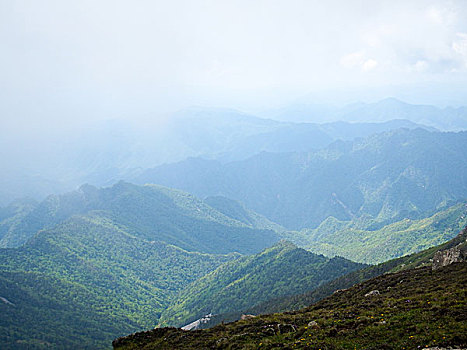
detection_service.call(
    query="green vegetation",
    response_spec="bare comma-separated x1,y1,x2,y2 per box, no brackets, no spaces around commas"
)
283,202,467,263
0,182,279,253
113,262,467,350
204,196,285,233
1,175,466,348
245,225,467,316
158,241,365,328
0,182,282,348
136,128,467,229
0,212,238,349
0,198,38,248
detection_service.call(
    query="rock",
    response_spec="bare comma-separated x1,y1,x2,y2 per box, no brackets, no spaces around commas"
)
365,290,380,297
307,320,320,329
333,288,347,294
181,313,215,330
240,314,256,320
278,323,296,334
0,296,15,306
262,327,276,336
432,244,467,270
216,337,227,344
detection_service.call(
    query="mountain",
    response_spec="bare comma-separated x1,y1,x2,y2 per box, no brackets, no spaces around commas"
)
0,182,282,348
160,222,467,331
0,212,238,349
247,224,467,316
134,128,467,230
270,98,467,131
0,198,38,248
282,202,467,264
1,104,436,206
203,196,285,233
336,98,467,131
113,261,467,349
0,182,279,253
157,241,365,328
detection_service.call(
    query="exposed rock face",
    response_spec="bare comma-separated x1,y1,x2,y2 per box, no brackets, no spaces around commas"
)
432,244,467,270
181,314,215,331
0,296,15,306
240,314,256,320
364,290,380,297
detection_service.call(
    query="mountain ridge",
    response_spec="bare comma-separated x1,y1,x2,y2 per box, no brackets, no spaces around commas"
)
134,128,467,229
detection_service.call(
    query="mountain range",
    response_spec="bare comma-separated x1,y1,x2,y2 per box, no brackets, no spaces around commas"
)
0,183,359,348
268,97,467,131
113,226,467,349
0,101,444,206
158,241,364,328
1,101,467,349
134,128,467,230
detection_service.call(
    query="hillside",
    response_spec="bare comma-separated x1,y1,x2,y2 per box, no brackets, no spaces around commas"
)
158,224,467,331
204,196,285,233
282,202,467,264
246,225,467,316
0,212,239,349
113,261,467,350
0,182,279,253
134,128,467,230
0,182,283,348
158,241,365,328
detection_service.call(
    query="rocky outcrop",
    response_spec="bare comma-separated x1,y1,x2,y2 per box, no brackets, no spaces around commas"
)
432,243,467,270
181,314,215,331
364,290,380,297
0,296,15,306
240,314,256,320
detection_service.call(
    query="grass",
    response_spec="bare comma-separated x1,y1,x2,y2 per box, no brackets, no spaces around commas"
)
113,262,467,350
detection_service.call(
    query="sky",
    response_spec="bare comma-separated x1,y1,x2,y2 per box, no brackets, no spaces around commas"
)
1,0,467,132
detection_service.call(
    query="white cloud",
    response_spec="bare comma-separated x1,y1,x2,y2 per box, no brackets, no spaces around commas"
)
1,0,467,121
340,52,378,72
413,60,429,72
340,51,366,68
362,59,378,72
453,32,467,67
426,5,457,26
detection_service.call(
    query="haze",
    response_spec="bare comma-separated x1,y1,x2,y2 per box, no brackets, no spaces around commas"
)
1,0,467,204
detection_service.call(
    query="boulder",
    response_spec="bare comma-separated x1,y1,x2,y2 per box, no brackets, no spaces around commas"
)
432,244,467,270
364,290,380,297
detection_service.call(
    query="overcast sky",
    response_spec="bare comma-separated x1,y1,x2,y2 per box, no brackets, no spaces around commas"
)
1,0,467,131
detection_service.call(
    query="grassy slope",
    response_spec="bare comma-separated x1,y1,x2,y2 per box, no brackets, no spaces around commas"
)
246,225,467,316
113,262,467,350
158,242,365,328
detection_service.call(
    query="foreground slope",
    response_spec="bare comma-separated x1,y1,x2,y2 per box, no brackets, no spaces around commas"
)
113,262,467,350
158,241,364,328
246,225,467,316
